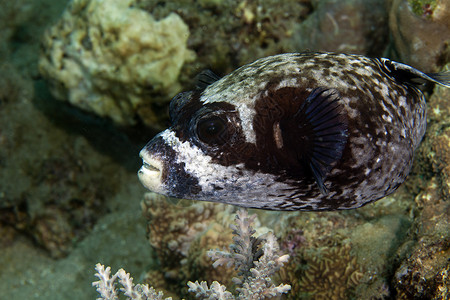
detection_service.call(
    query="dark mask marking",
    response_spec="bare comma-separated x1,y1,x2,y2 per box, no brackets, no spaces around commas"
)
143,135,201,198
169,90,257,168
251,82,350,201
169,91,193,124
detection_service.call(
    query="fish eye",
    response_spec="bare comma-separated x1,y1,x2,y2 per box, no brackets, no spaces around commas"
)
196,115,228,145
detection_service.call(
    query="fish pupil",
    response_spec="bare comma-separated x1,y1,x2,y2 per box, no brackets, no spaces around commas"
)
197,116,227,145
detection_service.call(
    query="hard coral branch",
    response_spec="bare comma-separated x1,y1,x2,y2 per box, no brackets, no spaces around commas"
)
93,209,290,299
92,263,171,300
197,209,291,299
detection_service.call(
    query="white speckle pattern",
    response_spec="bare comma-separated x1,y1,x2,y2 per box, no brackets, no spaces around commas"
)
382,115,392,122
276,77,300,89
160,130,297,208
138,52,432,211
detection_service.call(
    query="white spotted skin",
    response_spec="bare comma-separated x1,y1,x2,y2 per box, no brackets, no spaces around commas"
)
138,52,433,211
200,53,424,147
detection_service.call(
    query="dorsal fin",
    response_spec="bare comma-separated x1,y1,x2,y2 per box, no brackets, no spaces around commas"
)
377,58,450,88
425,72,450,88
195,69,221,90
293,88,348,195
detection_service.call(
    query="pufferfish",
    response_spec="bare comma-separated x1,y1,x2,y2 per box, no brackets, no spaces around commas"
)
138,52,450,211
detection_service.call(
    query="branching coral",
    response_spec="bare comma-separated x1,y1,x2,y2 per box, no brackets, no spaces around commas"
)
92,263,171,300
93,209,290,299
208,209,264,282
189,209,291,299
187,281,234,300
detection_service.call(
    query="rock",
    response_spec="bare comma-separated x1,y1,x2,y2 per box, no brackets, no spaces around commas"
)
293,0,390,56
389,0,450,72
39,0,195,126
392,75,450,299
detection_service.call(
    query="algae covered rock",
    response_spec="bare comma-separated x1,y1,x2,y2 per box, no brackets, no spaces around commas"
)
0,1,32,57
392,76,450,299
293,0,389,56
124,0,314,78
389,0,450,72
393,178,450,299
39,0,195,126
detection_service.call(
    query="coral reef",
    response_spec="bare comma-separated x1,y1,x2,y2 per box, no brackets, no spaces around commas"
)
139,0,313,74
416,79,450,199
93,263,172,300
273,212,367,299
0,116,130,258
389,0,450,72
39,0,396,128
266,194,417,300
137,0,391,77
142,196,415,299
392,80,450,299
39,0,195,126
94,209,290,299
393,176,450,299
1,0,450,299
141,197,420,299
293,0,390,56
142,192,237,297
296,244,364,299
193,209,291,299
0,57,140,258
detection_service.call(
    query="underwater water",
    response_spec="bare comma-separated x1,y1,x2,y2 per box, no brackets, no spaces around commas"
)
0,0,449,299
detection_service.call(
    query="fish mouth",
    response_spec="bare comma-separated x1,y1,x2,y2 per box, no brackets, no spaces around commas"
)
138,149,165,194
142,161,160,172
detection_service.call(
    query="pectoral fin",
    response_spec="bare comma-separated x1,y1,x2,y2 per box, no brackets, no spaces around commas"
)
294,87,348,194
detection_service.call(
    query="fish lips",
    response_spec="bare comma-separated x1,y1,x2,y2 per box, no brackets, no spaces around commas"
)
138,135,167,194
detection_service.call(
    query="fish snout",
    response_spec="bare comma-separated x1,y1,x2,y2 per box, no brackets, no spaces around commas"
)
138,148,165,194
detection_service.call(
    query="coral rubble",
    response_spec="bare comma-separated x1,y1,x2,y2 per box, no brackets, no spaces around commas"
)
39,0,195,126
